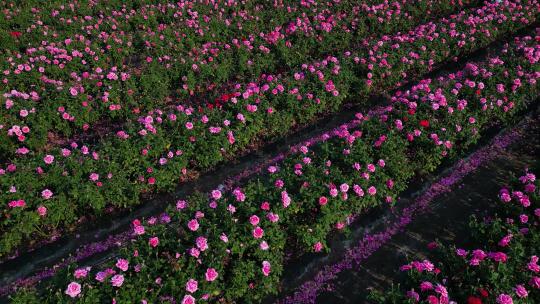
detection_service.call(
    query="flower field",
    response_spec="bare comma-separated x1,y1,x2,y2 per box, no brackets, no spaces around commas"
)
1,0,540,303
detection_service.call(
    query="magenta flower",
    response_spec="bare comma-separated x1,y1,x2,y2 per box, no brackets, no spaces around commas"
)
115,258,129,272
514,284,528,298
253,226,264,239
249,215,260,226
181,295,196,304
148,236,159,248
205,268,218,282
187,219,199,231
8,199,26,208
133,224,145,235
496,294,513,304
185,279,198,293
89,173,99,181
37,205,47,217
74,268,89,279
211,189,222,199
281,191,291,207
196,236,208,251
420,281,434,291
406,289,420,301
530,276,540,289
262,261,271,276
313,242,323,252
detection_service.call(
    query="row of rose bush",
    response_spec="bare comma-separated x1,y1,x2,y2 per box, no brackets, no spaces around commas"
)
0,0,473,154
1,0,537,258
368,168,540,304
9,28,540,303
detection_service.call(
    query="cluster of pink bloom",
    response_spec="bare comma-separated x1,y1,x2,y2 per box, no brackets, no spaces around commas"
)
390,169,540,304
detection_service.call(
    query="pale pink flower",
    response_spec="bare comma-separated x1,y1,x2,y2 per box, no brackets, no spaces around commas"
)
41,189,53,199
89,173,99,181
497,294,513,304
74,268,89,279
44,154,54,164
65,282,81,298
116,258,129,271
111,274,124,287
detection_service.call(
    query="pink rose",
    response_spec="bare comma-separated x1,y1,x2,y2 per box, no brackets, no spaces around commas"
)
196,236,208,251
205,268,218,282
111,274,124,287
187,219,199,231
149,236,159,248
65,282,81,298
496,294,513,304
211,189,222,199
249,215,260,226
181,295,196,304
186,279,198,293
514,285,528,298
262,261,271,276
44,154,54,165
41,189,53,199
37,205,47,216
74,267,89,279
116,258,129,271
313,242,323,252
253,226,264,239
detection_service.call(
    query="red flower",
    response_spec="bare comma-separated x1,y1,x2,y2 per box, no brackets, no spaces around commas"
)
420,119,430,128
408,109,416,115
10,31,22,38
478,288,489,298
467,296,482,304
220,93,232,102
